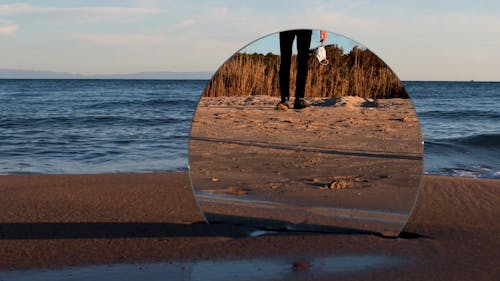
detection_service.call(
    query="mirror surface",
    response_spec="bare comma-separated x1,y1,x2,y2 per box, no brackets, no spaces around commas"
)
189,30,423,237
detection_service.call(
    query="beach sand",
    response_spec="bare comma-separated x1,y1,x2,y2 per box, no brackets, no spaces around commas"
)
190,96,423,236
1,96,498,280
0,172,499,280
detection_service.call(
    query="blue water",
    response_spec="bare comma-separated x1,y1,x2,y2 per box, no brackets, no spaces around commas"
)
0,79,498,178
405,81,500,178
0,80,204,174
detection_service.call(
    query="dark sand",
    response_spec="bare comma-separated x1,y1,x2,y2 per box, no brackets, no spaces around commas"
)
0,172,499,280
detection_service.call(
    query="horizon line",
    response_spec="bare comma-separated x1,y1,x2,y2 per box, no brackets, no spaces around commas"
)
1,78,498,82
0,69,498,82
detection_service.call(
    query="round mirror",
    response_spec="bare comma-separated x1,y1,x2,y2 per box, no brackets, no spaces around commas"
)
189,29,423,237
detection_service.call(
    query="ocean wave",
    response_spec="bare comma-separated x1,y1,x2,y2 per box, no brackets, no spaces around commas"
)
86,98,198,110
426,133,500,149
448,168,500,179
417,109,500,120
0,115,192,128
456,133,500,148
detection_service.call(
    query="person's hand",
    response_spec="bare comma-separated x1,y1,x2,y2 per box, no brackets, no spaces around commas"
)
320,30,328,46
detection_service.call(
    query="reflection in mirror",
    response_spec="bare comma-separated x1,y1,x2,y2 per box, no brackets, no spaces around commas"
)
189,29,423,237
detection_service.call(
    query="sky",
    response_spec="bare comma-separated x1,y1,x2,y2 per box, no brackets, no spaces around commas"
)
240,30,362,55
0,0,499,81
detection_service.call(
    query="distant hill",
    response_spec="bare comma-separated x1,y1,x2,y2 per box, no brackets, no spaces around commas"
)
0,69,83,79
0,69,213,80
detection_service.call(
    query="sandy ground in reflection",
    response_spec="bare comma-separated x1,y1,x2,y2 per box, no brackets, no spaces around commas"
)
190,96,423,233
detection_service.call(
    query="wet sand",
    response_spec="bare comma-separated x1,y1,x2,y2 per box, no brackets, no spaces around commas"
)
0,172,499,280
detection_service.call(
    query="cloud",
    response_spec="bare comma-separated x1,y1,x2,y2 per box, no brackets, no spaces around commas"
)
211,6,229,19
420,12,500,35
69,30,239,50
70,33,167,45
67,30,242,72
0,3,164,21
171,18,197,29
0,20,18,35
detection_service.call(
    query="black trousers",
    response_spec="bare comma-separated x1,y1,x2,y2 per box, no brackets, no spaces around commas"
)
279,29,312,101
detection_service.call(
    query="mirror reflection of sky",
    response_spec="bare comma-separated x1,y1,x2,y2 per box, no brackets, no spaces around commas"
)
240,30,365,55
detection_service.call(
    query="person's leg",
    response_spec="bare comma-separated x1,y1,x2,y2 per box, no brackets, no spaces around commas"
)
295,29,312,100
279,31,295,103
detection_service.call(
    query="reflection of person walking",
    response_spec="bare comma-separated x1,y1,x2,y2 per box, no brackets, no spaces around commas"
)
277,29,328,110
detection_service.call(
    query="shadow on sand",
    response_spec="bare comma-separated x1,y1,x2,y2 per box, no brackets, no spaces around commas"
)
0,214,426,240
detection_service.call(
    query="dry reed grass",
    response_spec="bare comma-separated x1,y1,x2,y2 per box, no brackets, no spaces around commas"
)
203,45,408,99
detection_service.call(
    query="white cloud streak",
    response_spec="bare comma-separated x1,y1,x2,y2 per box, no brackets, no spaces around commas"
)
171,18,197,30
0,20,18,35
0,3,164,21
70,33,167,45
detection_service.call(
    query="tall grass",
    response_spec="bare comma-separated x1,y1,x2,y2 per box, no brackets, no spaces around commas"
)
203,45,408,99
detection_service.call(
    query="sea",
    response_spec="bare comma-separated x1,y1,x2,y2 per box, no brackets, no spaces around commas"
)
405,81,499,178
0,79,498,179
